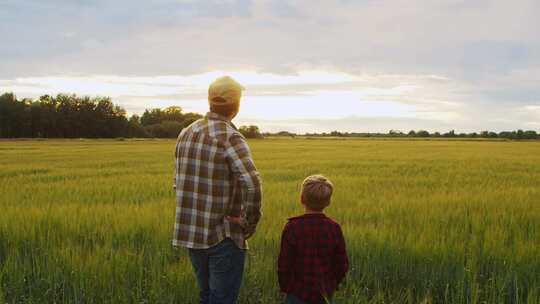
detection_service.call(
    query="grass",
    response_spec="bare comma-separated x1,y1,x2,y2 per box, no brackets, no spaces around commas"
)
0,138,539,303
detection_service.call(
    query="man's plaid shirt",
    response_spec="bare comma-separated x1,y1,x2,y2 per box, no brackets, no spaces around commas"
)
173,112,262,250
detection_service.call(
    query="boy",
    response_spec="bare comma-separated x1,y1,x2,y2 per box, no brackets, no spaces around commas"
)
278,175,349,304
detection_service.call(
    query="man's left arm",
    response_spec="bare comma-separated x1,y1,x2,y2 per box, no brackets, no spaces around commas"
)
225,133,262,237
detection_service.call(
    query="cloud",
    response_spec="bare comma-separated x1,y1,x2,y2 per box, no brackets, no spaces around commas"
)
2,0,539,78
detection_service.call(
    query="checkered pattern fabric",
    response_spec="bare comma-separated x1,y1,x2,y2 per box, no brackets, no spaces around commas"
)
173,112,262,249
278,213,349,303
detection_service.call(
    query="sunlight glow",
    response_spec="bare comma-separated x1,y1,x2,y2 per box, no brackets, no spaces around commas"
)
0,70,459,132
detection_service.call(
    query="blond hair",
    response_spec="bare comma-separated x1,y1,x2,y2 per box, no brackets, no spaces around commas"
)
301,175,334,211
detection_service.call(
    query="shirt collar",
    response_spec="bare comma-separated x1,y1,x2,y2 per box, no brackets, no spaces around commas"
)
206,111,230,122
205,112,238,130
288,213,327,221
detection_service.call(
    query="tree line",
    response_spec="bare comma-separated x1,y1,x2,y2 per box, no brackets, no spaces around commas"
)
300,129,539,140
1,92,538,140
0,93,203,138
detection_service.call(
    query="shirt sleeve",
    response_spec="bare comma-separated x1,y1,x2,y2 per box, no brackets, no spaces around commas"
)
278,222,295,292
334,224,349,286
173,140,179,189
224,133,262,234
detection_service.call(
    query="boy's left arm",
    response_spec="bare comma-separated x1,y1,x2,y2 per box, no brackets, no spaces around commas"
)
278,223,295,293
334,225,349,285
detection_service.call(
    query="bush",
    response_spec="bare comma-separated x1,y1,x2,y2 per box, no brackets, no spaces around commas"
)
239,125,263,139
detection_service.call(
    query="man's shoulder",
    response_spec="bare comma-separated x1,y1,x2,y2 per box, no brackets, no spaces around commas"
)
177,118,240,140
177,118,205,138
206,119,244,142
177,119,248,155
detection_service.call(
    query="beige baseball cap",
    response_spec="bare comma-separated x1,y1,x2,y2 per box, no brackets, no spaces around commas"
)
208,76,245,106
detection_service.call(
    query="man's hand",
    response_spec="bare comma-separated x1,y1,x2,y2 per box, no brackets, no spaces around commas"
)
243,228,256,240
226,216,255,239
226,216,247,228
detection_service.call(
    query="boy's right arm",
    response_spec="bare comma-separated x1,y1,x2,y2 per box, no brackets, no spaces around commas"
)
334,225,349,286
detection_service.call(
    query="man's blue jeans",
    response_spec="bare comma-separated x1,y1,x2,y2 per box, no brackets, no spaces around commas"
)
188,238,246,304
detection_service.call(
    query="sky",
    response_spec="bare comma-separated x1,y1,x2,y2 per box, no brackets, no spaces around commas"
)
1,0,539,133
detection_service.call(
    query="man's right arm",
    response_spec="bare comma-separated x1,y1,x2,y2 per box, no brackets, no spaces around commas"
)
173,140,179,191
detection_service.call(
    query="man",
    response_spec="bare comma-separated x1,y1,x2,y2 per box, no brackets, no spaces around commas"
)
173,76,262,304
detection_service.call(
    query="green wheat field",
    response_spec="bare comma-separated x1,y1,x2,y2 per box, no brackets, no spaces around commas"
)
1,139,539,304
